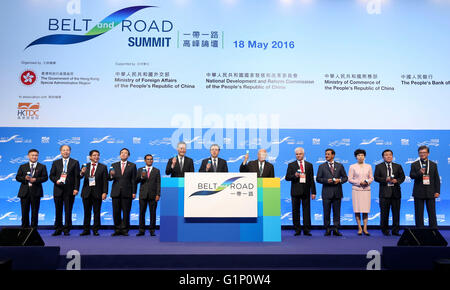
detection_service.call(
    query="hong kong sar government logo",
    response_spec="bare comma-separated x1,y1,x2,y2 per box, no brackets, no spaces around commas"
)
21,70,37,86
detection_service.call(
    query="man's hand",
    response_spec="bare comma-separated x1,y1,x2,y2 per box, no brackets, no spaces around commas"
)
73,190,78,196
311,194,316,200
102,193,107,200
435,193,440,198
132,194,136,199
171,157,177,168
243,153,249,164
156,195,160,202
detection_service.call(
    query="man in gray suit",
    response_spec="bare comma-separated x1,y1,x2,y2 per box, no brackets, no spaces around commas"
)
316,148,348,236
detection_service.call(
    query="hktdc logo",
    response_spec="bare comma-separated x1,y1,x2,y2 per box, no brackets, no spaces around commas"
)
21,70,37,86
17,102,40,120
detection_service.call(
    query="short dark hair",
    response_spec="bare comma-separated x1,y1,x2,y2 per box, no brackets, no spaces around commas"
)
28,149,39,154
354,149,366,157
382,149,393,157
418,145,429,153
120,148,130,156
144,154,153,160
59,145,71,151
325,148,335,155
89,149,100,156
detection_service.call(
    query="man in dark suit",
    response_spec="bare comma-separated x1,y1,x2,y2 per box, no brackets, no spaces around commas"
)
316,148,348,236
109,148,137,236
79,150,108,236
199,144,228,172
410,145,441,229
165,141,194,177
285,147,316,236
136,154,161,236
49,145,80,236
374,149,405,236
240,149,275,178
15,149,48,229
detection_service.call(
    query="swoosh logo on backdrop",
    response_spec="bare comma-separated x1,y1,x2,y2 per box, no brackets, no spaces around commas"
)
25,6,156,49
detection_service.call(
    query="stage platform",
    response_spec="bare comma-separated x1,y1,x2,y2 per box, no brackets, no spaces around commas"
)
24,229,448,270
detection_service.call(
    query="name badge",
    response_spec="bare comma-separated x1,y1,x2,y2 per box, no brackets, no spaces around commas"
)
299,173,306,184
423,175,430,185
60,173,67,184
89,177,96,187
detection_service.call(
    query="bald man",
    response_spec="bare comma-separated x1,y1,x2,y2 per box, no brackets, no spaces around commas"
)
240,149,275,178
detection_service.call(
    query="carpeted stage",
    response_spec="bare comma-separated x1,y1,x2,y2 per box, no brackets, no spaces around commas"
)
3,229,448,270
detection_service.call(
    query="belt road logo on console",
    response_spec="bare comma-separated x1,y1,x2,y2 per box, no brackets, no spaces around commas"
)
189,177,255,198
25,6,173,49
17,103,40,120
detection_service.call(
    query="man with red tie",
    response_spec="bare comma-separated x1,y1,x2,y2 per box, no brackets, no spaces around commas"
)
285,147,316,236
109,148,137,236
79,150,108,236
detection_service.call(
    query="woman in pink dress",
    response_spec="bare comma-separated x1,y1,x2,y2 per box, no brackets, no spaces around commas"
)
348,149,373,236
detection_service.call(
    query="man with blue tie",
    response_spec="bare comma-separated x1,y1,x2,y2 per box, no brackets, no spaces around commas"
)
316,148,348,236
49,145,80,236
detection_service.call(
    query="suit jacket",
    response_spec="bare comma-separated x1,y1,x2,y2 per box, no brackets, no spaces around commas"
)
109,161,137,198
199,157,228,172
316,161,348,199
410,160,440,199
80,163,108,199
285,160,316,197
49,158,80,197
239,160,275,178
165,156,194,177
16,162,48,198
136,167,161,200
374,162,405,199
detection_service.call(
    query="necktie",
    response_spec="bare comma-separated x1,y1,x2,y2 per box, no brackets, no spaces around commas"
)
147,167,151,178
180,157,184,171
91,163,96,177
300,161,304,173
30,164,35,176
259,162,264,176
329,162,334,175
121,162,125,175
63,159,68,173
387,163,392,177
213,159,217,172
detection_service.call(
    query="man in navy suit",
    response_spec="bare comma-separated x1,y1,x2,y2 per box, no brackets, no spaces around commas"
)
15,149,48,229
410,145,441,229
199,144,228,172
316,148,348,236
109,148,137,236
136,154,161,236
49,145,80,236
79,150,108,236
